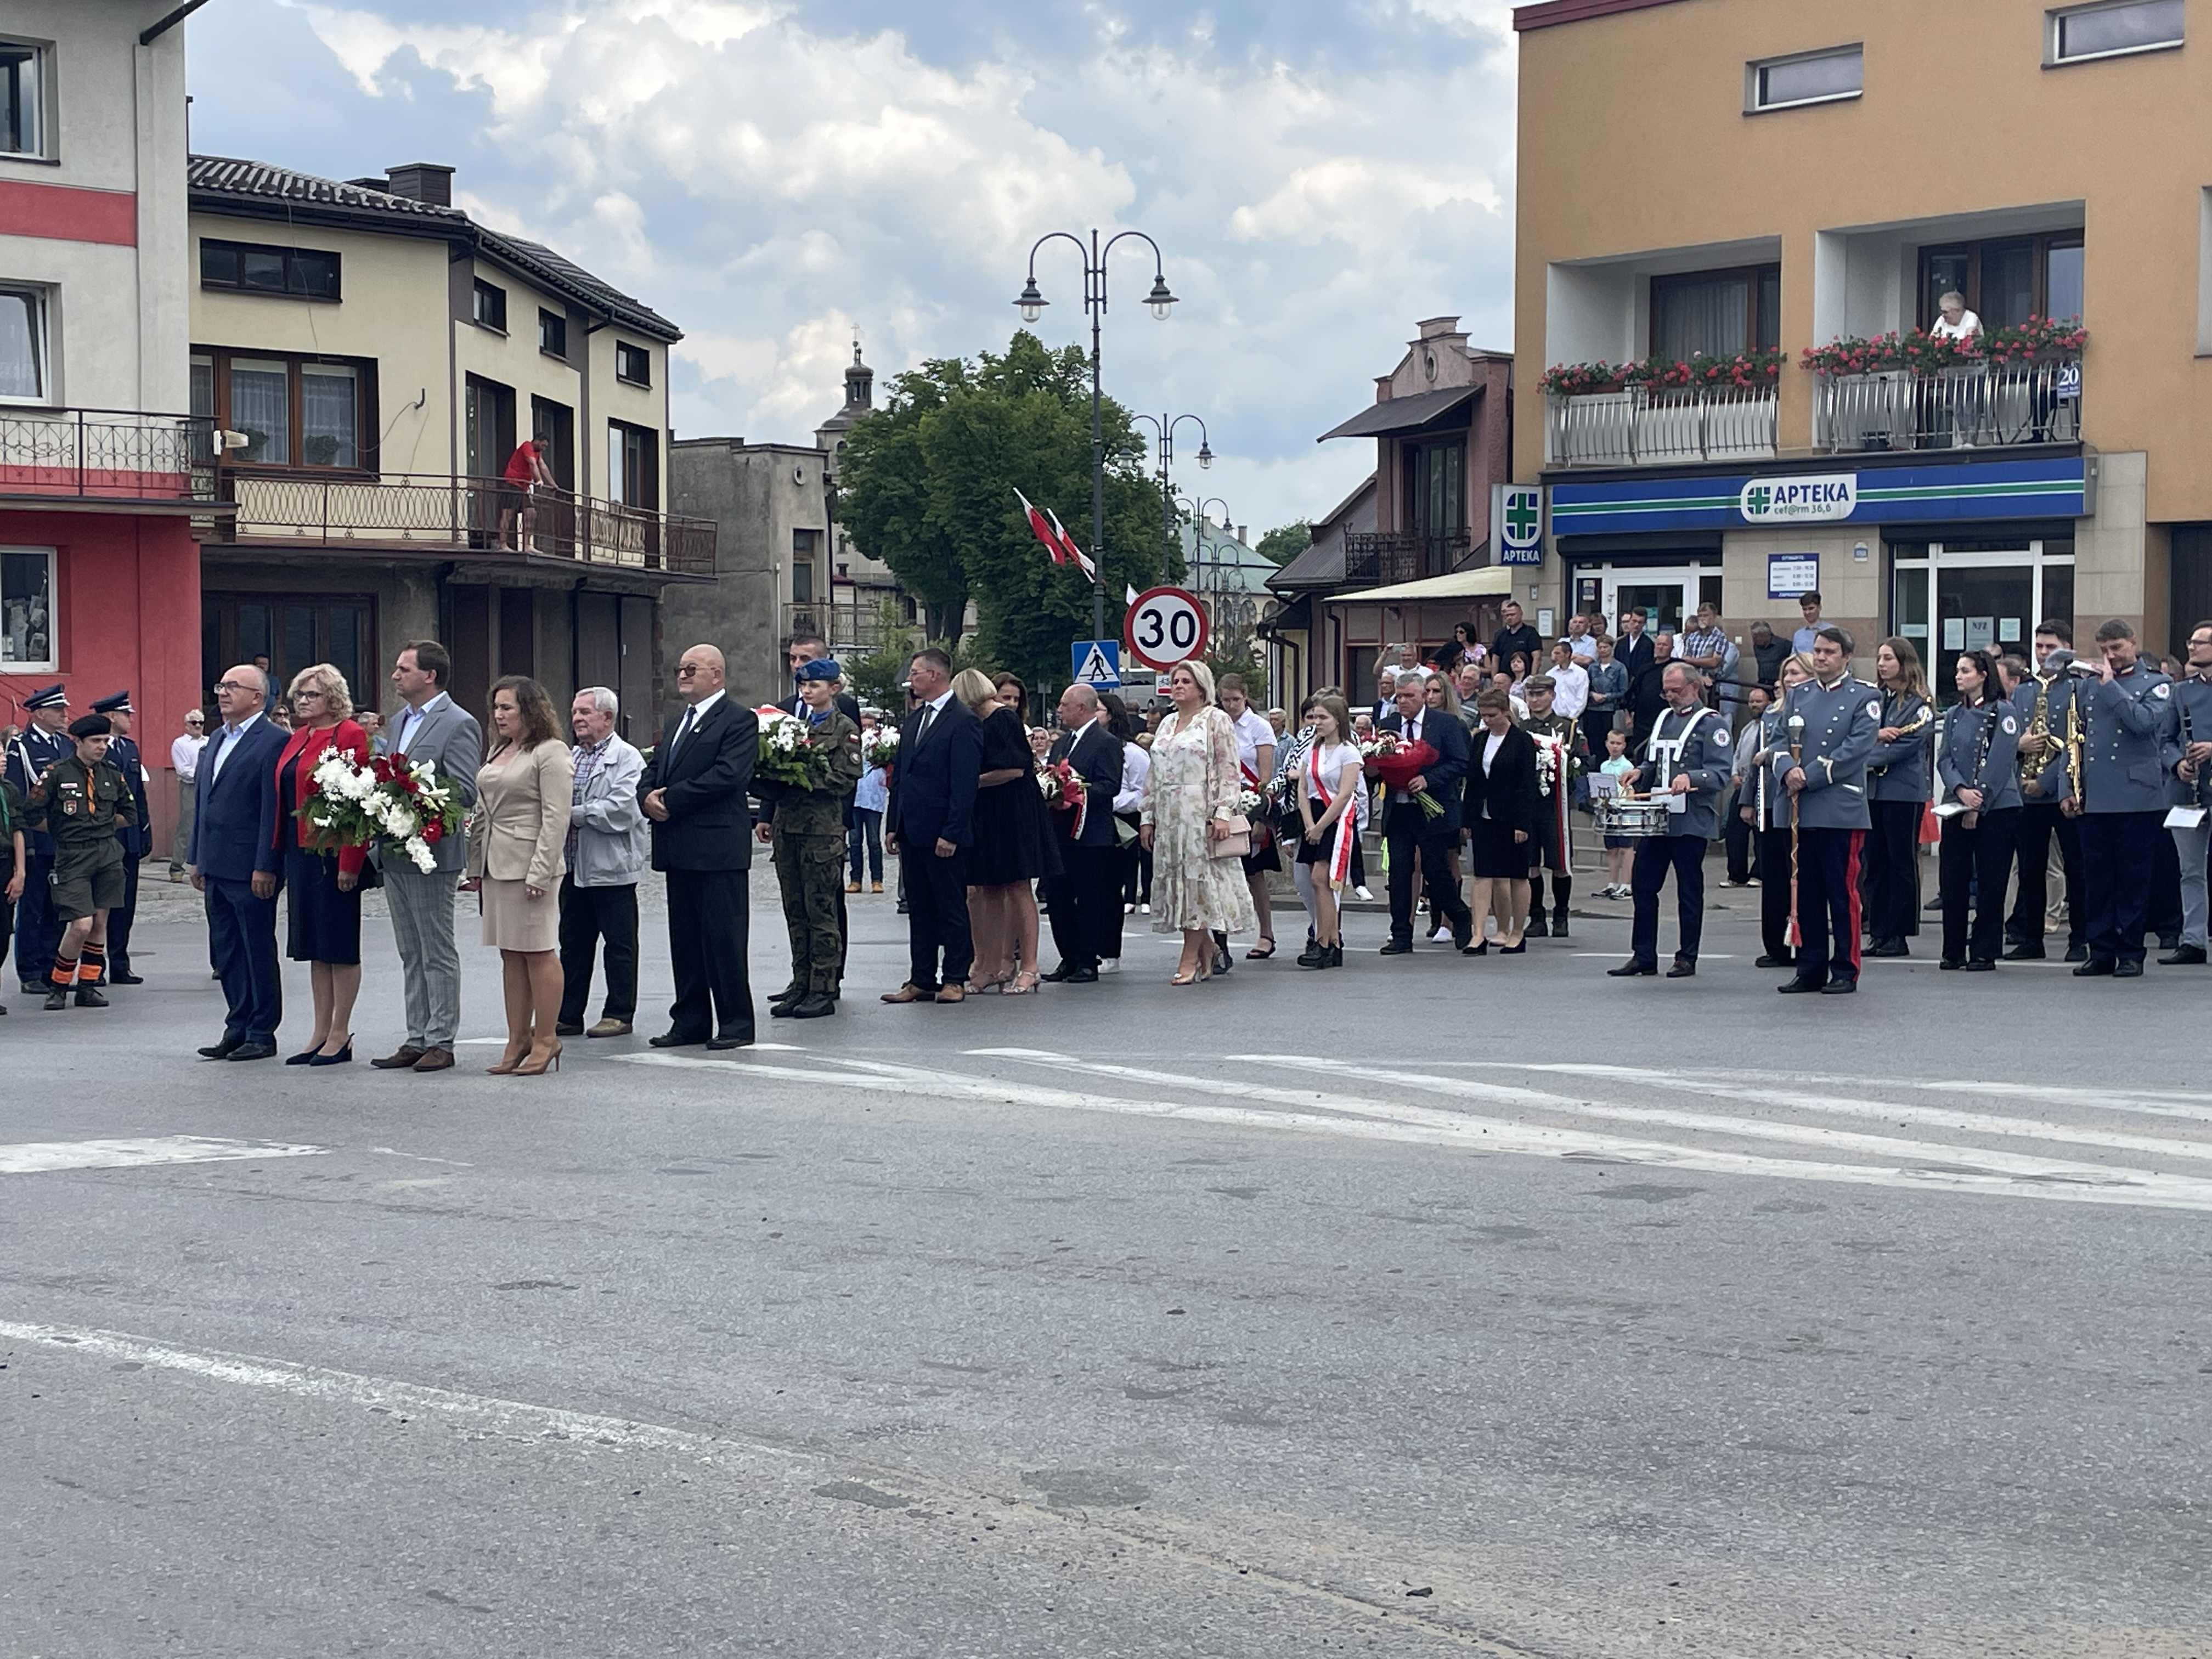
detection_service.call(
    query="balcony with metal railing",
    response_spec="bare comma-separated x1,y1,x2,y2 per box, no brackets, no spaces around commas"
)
1813,357,2082,454
217,470,716,578
782,596,903,657
1544,383,1778,469
0,408,223,506
1343,530,1471,587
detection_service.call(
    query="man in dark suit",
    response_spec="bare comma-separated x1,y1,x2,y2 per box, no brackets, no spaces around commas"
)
1040,684,1124,984
88,690,150,984
189,663,288,1060
1375,672,1473,953
882,647,981,1003
1616,606,1657,680
640,644,758,1049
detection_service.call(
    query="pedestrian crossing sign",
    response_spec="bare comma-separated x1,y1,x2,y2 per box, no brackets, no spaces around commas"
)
1071,639,1122,689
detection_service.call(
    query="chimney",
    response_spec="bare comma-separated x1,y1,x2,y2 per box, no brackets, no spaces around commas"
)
1237,526,1248,545
383,162,454,206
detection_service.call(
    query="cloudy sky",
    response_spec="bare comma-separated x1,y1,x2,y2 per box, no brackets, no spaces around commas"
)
186,0,1521,537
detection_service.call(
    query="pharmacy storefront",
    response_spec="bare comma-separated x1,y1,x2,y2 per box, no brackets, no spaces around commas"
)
1548,453,2099,683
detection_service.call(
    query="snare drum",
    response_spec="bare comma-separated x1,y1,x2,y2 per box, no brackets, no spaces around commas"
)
1593,797,1673,839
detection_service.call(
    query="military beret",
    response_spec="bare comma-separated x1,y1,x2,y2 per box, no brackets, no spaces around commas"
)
23,683,66,710
795,658,843,683
90,690,134,714
69,714,113,739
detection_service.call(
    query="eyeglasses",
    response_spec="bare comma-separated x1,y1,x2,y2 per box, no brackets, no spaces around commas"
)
214,679,257,693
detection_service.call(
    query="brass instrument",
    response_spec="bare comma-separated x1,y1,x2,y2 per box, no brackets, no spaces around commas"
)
2017,673,2056,789
1869,693,1935,778
2061,687,2086,815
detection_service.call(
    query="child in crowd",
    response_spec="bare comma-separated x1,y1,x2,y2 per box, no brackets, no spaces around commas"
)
1598,726,1636,899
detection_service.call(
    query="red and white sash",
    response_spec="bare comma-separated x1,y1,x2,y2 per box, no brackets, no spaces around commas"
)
1308,743,1356,889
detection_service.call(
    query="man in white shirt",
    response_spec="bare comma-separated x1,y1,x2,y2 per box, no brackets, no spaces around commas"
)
1566,613,1599,662
168,708,206,880
1547,641,1589,721
1791,593,1825,654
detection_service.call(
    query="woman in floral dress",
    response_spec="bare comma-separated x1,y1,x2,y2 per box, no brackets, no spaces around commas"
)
1139,660,1256,984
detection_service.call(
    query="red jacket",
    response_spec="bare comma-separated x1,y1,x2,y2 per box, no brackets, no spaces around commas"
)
274,719,372,874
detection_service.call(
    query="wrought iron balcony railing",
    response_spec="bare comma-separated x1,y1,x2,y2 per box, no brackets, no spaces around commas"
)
0,407,221,503
1814,357,2083,453
1344,530,1471,588
1544,383,1779,468
220,470,716,577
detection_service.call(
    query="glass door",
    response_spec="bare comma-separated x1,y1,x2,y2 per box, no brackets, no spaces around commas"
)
1892,541,2072,698
1604,573,1692,636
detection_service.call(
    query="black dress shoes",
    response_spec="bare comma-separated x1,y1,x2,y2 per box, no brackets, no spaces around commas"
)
1606,959,1658,978
1939,957,1963,970
2000,944,2045,961
2115,960,2145,978
1820,977,1858,994
706,1032,754,1050
2072,957,2116,977
649,1030,706,1048
1040,963,1079,983
1665,957,1696,979
1866,938,1909,958
225,1040,278,1060
109,970,144,986
1754,953,1794,969
2063,944,2090,963
199,1034,243,1059
1963,960,1996,973
1777,977,1825,994
2158,944,2207,966
1379,939,1414,956
1059,967,1099,984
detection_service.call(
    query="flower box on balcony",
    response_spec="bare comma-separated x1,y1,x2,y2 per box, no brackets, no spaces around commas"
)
1541,349,1783,398
1800,319,2086,379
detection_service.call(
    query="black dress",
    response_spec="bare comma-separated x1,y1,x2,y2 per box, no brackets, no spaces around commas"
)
280,749,362,966
965,706,1063,887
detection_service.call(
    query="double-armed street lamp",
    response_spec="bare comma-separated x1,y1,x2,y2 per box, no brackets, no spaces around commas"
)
1130,412,1211,588
1183,494,1233,602
1014,230,1177,641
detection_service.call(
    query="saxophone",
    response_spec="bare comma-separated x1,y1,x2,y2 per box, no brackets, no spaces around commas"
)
2017,674,2054,791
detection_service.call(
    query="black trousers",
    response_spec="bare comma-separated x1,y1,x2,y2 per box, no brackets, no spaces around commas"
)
1756,826,1795,962
1723,791,1754,882
2007,802,2084,951
12,851,57,984
2078,810,2163,967
557,876,639,1024
664,868,753,1042
902,842,973,991
1940,807,2018,964
1793,827,1865,987
106,849,140,974
2150,825,2184,942
1630,834,1706,963
1119,812,1151,905
1043,842,1120,973
1387,814,1470,944
1865,798,1923,941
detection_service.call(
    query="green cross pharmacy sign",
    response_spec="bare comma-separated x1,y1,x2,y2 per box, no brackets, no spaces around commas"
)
1494,483,1544,566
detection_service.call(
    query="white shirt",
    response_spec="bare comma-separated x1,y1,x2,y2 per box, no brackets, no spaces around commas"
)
393,691,452,754
1549,661,1590,719
171,731,207,780
1114,740,1150,814
667,688,725,755
1931,308,1982,341
1228,707,1274,776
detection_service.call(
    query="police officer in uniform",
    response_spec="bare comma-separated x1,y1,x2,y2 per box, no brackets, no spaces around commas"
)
1519,674,1585,939
2163,618,2212,967
1609,662,1731,979
2069,618,2179,978
1773,627,1881,994
5,682,71,994
89,690,150,984
24,713,133,1009
2004,623,2086,961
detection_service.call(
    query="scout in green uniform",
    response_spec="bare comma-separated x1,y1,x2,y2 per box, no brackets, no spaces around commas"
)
24,713,134,1009
761,659,861,1019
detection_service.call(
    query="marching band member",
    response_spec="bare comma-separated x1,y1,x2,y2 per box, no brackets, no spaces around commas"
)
2070,618,2180,979
2004,621,2086,962
1608,662,1730,979
1773,627,1880,995
1519,674,1584,939
1864,637,1934,959
2164,619,2212,967
1935,650,2022,970
1741,652,1815,970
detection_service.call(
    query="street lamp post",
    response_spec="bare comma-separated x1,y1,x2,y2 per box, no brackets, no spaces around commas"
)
1131,413,1211,588
1185,495,1232,610
1015,230,1177,642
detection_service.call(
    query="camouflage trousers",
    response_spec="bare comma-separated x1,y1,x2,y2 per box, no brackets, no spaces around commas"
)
772,825,847,994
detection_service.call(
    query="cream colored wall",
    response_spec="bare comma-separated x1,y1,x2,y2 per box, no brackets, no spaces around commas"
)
1515,0,2212,521
454,257,586,477
189,211,456,476
586,326,670,506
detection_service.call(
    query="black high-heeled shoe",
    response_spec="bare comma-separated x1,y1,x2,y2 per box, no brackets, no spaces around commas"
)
284,1047,321,1066
1461,940,1488,957
308,1040,353,1067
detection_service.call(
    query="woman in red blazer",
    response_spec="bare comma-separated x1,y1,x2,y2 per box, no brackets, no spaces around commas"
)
272,664,372,1064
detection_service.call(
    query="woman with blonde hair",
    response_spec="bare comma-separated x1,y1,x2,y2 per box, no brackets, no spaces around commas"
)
462,675,573,1075
1140,658,1255,983
953,666,1058,993
273,663,371,1064
1742,652,1818,970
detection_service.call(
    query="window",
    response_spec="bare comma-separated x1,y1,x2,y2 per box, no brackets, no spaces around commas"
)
530,396,574,489
1,40,46,158
473,279,508,332
199,239,341,301
614,340,651,386
2,546,54,671
202,593,374,705
1749,44,1863,110
608,420,658,508
1409,441,1464,533
1651,264,1781,359
0,284,48,402
190,348,377,469
538,308,568,359
2050,0,2184,63
1918,234,2085,328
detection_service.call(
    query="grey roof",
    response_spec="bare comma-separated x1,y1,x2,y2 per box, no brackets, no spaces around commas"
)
476,228,679,341
1267,473,1375,594
1317,384,1480,442
188,154,466,221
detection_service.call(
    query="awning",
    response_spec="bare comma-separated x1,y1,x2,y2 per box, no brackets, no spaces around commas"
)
1329,567,1518,605
1317,386,1480,442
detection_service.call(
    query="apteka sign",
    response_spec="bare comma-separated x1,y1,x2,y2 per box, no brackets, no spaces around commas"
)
1739,473,1857,525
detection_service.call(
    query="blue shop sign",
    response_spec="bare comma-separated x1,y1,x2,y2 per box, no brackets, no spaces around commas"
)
1550,455,2086,537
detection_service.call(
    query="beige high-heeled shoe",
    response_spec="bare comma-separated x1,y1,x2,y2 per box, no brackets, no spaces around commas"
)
486,1035,531,1075
514,1037,563,1076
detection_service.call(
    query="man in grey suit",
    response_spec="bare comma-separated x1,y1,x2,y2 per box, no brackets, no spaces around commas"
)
370,640,482,1072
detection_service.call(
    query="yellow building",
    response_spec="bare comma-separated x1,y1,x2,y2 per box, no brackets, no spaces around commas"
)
1514,0,2210,674
188,157,710,737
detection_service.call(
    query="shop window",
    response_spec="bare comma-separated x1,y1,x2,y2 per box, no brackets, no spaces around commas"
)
200,239,341,301
1,40,47,157
1918,234,2085,329
1651,265,1780,359
0,283,48,402
615,340,651,387
473,279,508,332
2,545,55,671
2049,0,2183,63
1748,44,1863,111
191,347,376,469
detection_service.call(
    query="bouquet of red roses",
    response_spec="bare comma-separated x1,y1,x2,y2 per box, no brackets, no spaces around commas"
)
1360,731,1443,817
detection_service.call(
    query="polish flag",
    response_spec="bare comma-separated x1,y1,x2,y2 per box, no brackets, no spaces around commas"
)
1013,487,1066,566
1046,506,1098,582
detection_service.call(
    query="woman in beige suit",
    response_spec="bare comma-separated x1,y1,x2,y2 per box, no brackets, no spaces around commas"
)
462,675,574,1075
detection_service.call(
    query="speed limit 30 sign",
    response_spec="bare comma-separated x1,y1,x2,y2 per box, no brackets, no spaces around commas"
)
1123,585,1210,671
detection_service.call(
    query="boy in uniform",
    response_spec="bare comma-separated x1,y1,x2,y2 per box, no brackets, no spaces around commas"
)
24,713,134,1009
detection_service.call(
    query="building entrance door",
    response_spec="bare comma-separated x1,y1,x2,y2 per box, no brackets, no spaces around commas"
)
1891,541,2073,695
1600,570,1703,635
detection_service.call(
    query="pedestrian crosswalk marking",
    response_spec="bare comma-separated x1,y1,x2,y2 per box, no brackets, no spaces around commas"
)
0,1136,326,1175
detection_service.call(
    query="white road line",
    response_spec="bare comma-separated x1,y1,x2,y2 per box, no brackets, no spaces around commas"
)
0,1136,326,1176
1703,1067,2212,1127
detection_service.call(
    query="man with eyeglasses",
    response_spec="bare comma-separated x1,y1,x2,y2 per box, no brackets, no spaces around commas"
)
170,708,207,881
189,667,289,1060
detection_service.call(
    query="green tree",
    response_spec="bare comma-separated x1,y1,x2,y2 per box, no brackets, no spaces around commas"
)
837,331,1171,687
1256,520,1312,566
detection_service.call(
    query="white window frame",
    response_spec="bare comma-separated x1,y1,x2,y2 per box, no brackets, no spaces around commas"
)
1,544,59,674
2046,0,2186,65
0,281,51,405
0,36,52,163
1745,43,1864,113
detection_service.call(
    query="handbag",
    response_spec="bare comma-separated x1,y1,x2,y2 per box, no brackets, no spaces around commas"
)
1212,814,1252,860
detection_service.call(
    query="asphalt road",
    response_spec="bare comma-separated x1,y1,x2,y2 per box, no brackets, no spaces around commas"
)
4,869,2209,1658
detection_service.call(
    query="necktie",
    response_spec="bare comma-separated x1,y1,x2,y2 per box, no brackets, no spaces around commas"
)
912,703,935,747
670,704,697,755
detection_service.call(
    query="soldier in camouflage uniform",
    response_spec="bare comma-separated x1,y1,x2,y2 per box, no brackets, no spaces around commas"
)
24,713,134,1010
761,659,861,1019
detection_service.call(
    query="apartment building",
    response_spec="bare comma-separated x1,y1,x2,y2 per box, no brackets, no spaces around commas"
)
1,1,203,830
188,155,711,741
1515,0,2210,679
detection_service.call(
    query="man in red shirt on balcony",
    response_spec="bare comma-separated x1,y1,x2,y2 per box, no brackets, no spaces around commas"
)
499,437,557,552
